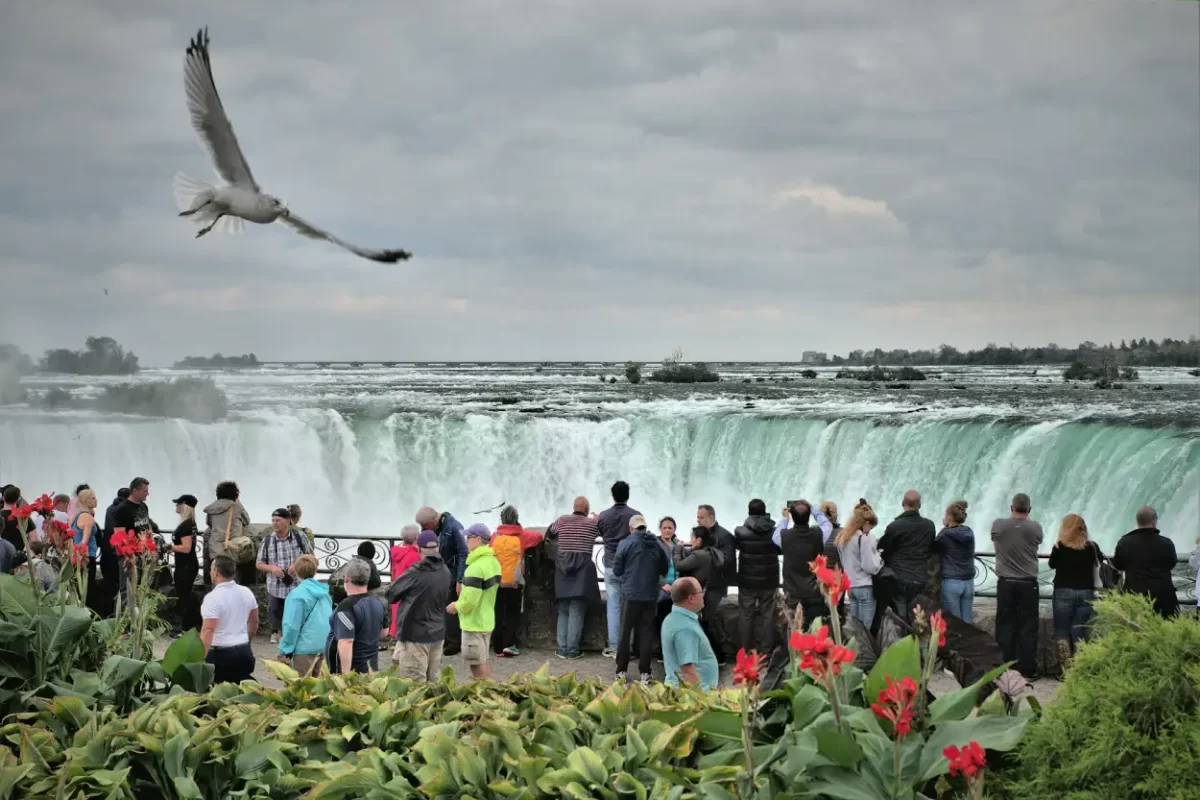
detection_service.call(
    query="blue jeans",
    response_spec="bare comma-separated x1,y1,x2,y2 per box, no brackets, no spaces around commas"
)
1052,587,1095,646
604,566,623,650
942,578,975,624
847,586,875,627
557,597,587,656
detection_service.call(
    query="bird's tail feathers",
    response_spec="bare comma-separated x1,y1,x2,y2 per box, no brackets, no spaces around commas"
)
173,172,213,213
213,215,244,234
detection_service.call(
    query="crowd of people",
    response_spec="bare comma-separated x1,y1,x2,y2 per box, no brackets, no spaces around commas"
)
1,476,1194,689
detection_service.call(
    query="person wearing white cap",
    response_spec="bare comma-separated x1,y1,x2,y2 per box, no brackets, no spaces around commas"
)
611,514,669,684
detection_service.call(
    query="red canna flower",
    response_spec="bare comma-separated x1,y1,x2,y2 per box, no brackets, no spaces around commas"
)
810,557,852,605
790,625,856,679
110,528,143,559
733,648,767,686
930,610,947,648
10,504,34,520
70,543,89,567
870,676,920,738
29,494,55,516
943,741,987,778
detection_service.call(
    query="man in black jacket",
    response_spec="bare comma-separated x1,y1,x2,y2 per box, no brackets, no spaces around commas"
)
735,499,780,656
1113,506,1179,618
93,488,130,618
878,490,935,623
387,531,453,681
697,504,736,663
779,501,828,628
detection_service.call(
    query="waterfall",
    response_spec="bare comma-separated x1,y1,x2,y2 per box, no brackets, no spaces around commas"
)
2,409,1196,552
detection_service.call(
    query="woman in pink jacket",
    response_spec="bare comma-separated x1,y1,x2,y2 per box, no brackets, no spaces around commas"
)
389,525,423,637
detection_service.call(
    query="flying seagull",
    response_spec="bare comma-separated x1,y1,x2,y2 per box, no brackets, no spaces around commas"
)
174,28,411,263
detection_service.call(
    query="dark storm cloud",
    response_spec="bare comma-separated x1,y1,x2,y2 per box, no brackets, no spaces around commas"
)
0,0,1196,364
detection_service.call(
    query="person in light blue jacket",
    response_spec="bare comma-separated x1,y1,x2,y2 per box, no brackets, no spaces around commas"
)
278,554,333,677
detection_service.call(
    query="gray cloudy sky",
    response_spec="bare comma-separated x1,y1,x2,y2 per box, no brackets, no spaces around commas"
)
1,0,1197,365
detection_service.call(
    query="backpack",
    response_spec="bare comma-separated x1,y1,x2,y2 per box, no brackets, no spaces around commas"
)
493,534,525,586
325,594,374,674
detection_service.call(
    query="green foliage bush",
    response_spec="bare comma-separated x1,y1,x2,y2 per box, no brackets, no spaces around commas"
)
648,363,720,383
97,377,230,422
997,594,1200,800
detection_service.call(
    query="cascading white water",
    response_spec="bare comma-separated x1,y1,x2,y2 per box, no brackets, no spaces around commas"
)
2,408,1196,552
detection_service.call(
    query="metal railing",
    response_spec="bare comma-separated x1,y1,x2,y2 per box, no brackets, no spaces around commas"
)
249,533,1195,605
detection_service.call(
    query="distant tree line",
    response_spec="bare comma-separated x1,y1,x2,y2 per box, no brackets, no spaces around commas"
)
828,337,1199,368
173,352,259,369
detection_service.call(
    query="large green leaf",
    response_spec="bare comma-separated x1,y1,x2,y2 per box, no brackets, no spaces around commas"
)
171,662,215,694
649,709,742,743
813,728,863,768
161,629,205,676
34,605,93,668
865,636,921,703
100,655,148,690
926,663,1012,724
0,574,36,620
805,769,890,800
791,684,829,730
918,715,1031,782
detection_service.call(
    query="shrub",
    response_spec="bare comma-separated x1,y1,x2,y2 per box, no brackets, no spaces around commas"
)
997,594,1200,800
648,363,720,383
800,369,817,379
96,377,229,422
625,361,642,384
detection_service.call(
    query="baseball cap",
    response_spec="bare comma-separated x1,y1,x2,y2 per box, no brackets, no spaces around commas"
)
465,523,492,542
629,515,648,531
171,494,198,508
417,530,439,548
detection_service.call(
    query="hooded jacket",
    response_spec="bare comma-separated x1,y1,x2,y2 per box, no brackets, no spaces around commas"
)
935,525,976,581
436,512,469,583
457,545,501,632
279,577,333,657
387,554,453,643
735,515,781,591
612,529,669,602
203,499,251,561
492,524,544,586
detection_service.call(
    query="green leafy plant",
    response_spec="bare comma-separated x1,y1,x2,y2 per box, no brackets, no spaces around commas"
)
996,593,1200,800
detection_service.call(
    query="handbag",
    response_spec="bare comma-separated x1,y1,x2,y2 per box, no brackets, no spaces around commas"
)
1092,542,1117,590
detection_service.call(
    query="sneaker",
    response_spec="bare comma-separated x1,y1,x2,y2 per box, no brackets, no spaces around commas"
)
269,633,279,645
602,648,617,659
616,671,627,682
566,652,585,661
494,651,507,658
555,649,567,660
639,673,652,686
502,647,521,657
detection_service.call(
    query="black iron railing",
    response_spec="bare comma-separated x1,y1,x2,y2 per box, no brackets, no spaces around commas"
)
289,533,1197,605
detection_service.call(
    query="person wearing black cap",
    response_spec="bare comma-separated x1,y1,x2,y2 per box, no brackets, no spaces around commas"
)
256,507,314,644
170,494,202,636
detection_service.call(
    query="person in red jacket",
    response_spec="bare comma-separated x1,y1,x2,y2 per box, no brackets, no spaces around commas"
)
490,505,544,656
389,525,423,639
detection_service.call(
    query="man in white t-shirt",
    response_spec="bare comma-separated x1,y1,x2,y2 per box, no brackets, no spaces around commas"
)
201,554,259,683
31,494,71,541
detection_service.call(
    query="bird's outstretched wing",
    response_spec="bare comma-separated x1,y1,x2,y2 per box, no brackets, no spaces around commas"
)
279,213,412,263
184,28,259,190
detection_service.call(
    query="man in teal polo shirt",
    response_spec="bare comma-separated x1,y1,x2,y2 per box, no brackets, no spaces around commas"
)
661,577,719,690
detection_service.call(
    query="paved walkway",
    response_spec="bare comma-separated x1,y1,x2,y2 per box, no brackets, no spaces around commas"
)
201,635,1060,706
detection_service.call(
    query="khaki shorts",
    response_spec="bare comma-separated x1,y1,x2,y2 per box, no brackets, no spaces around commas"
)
462,631,491,666
394,641,443,682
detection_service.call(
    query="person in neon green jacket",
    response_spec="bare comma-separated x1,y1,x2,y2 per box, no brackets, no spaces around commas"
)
447,523,501,679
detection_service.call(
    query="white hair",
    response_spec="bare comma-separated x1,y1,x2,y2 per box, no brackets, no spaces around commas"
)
401,524,421,544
